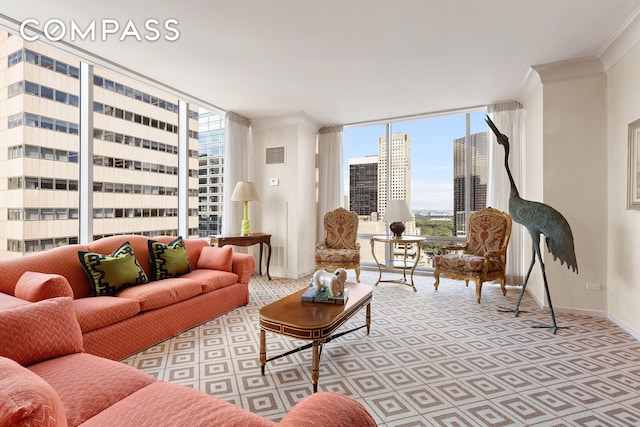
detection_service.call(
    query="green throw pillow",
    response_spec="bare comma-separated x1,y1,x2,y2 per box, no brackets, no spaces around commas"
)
148,236,191,281
78,241,149,296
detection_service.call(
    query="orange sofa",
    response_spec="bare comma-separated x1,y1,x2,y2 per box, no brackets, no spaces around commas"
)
0,297,377,427
0,235,256,360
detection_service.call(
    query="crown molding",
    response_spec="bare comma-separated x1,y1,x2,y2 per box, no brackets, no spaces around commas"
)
516,67,542,106
531,57,605,83
598,6,640,71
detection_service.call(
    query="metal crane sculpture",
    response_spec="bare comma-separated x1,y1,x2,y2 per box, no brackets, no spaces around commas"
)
485,115,578,334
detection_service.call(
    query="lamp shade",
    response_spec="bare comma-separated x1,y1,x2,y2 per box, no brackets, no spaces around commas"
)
230,181,259,202
383,199,412,222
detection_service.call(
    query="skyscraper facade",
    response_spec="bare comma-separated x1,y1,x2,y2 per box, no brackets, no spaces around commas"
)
349,155,378,216
453,131,488,235
0,30,200,259
377,133,411,219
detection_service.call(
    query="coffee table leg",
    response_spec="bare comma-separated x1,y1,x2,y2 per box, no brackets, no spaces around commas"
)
312,340,320,393
366,303,371,335
260,329,266,375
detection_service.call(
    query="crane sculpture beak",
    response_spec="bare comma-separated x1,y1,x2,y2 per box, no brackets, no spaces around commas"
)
485,115,508,146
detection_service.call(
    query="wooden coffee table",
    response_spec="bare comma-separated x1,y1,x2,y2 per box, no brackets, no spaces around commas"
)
259,281,372,392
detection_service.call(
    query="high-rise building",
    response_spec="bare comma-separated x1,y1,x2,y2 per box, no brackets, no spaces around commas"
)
378,133,411,219
453,131,488,235
198,111,225,237
349,155,378,216
0,31,200,259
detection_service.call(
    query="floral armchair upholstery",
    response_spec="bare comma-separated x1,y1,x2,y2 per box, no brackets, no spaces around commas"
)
433,207,512,303
315,207,361,282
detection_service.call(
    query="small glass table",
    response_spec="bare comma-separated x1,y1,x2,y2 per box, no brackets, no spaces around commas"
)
370,235,426,292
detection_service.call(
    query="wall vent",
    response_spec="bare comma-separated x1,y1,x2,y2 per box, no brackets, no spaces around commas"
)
265,147,285,165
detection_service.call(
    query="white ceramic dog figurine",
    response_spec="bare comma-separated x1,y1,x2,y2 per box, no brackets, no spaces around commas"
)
329,268,347,297
310,268,347,297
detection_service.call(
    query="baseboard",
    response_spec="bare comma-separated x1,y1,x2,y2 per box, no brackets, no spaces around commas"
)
517,286,608,318
608,313,640,342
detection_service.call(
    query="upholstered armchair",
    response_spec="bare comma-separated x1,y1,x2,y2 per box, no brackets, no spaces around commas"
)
433,207,512,303
315,207,361,283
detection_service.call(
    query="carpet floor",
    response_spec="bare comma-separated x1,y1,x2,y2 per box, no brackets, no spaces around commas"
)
121,270,640,426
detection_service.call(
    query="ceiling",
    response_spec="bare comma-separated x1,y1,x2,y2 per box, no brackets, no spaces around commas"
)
2,1,640,126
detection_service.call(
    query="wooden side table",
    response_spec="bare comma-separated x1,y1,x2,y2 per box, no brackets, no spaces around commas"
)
211,233,272,280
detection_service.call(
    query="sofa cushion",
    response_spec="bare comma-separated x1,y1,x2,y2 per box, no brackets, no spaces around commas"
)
0,356,68,427
183,269,239,292
78,241,149,296
148,236,191,280
0,292,30,311
0,297,83,366
197,245,233,272
434,253,504,274
14,271,74,302
28,353,155,427
0,244,91,298
79,381,276,427
73,296,141,333
116,277,202,311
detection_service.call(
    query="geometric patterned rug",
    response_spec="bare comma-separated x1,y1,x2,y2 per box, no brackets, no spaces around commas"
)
121,270,640,426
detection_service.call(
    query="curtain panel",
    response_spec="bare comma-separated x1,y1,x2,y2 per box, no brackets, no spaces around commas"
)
317,125,344,243
222,112,252,235
487,101,525,285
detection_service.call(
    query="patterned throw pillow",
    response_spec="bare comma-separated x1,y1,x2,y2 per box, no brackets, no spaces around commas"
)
78,241,149,296
0,297,83,366
148,236,191,281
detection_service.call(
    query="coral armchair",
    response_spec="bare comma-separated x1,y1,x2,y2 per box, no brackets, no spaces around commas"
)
315,207,361,282
433,207,512,303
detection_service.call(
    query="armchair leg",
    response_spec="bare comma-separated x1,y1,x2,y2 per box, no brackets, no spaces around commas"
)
355,267,361,283
433,271,440,290
500,277,507,296
475,279,482,303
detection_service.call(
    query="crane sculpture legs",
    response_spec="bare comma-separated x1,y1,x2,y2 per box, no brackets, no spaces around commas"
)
499,237,562,334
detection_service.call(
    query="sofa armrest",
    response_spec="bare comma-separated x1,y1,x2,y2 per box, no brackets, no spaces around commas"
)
278,392,376,427
232,253,257,284
14,272,74,302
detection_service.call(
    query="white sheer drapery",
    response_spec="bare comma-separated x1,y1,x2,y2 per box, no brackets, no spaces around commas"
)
317,126,344,243
222,112,253,235
487,101,525,285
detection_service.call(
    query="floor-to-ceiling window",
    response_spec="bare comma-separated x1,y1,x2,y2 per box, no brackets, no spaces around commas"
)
2,31,81,256
197,109,225,237
0,28,218,259
343,110,487,269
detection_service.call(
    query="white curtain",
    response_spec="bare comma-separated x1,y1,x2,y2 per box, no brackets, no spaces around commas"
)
222,112,252,235
317,125,344,243
487,101,525,285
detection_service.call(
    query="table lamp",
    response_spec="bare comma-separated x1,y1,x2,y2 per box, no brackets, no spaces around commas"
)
383,199,412,237
231,181,259,235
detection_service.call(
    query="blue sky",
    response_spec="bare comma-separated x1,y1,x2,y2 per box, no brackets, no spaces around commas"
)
343,110,487,211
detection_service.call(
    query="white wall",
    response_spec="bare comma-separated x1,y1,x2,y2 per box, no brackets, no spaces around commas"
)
251,113,319,279
521,64,608,317
606,42,640,336
542,73,608,314
522,82,545,303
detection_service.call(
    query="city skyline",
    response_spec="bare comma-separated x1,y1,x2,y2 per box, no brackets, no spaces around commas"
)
343,111,487,211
